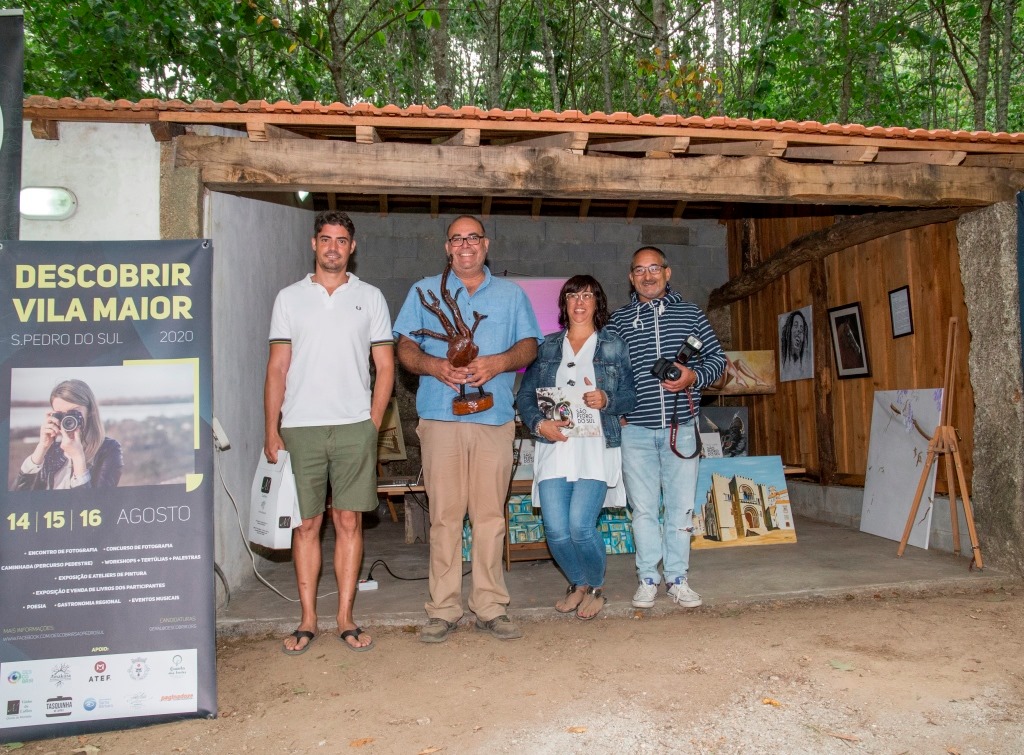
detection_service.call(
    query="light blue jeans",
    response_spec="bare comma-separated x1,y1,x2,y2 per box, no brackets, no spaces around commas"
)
620,422,698,584
538,477,608,588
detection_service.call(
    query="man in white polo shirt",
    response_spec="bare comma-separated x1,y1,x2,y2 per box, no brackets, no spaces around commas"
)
264,210,395,655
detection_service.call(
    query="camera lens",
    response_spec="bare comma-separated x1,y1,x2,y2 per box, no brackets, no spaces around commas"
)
59,413,80,433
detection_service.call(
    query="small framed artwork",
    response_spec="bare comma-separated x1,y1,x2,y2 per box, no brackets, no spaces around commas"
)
888,285,914,338
827,302,871,379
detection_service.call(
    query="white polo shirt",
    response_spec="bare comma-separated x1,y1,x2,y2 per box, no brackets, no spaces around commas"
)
269,273,393,428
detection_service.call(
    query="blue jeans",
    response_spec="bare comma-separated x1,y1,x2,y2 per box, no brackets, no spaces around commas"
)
620,422,698,584
538,477,608,588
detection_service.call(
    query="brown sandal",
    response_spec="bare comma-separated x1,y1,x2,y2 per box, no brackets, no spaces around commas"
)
576,587,605,621
555,584,587,613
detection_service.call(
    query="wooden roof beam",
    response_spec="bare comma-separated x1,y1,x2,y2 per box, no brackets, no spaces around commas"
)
962,154,1024,169
439,129,481,147
173,136,1024,207
626,199,639,224
356,125,382,144
872,150,966,166
481,196,493,217
588,137,690,155
379,194,388,216
688,139,787,157
672,201,687,224
532,197,543,219
150,122,185,141
246,121,308,142
31,119,59,140
578,198,591,221
511,131,590,153
785,145,880,163
430,195,439,218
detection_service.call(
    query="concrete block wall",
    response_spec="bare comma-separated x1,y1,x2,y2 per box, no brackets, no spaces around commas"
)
343,213,728,320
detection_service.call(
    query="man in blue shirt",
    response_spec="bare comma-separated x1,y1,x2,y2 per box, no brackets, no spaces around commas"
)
394,215,541,643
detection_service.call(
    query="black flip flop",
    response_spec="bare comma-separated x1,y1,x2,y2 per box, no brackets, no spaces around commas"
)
282,629,316,655
339,627,374,652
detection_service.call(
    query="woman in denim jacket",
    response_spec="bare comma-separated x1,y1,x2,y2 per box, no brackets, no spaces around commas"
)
516,275,636,620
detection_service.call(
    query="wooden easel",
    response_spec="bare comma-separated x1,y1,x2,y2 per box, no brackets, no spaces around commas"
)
897,317,983,568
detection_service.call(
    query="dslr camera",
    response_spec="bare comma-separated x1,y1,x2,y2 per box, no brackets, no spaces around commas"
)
650,335,703,382
53,409,84,433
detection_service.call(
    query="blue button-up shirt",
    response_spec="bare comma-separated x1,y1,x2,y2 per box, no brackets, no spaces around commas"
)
394,267,542,425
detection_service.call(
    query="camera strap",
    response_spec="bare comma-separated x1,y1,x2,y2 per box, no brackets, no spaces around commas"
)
669,390,702,460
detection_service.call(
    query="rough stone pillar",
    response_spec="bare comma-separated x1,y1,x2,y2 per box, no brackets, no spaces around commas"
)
160,141,203,240
958,202,1024,574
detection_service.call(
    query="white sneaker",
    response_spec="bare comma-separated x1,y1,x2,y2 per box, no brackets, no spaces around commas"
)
631,578,659,608
667,577,702,608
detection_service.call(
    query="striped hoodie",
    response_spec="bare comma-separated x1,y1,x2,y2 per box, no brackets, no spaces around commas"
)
607,289,726,429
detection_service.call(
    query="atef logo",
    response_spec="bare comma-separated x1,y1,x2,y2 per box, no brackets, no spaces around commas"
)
94,661,107,674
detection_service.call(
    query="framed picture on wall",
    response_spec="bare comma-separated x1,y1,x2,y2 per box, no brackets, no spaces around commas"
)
828,302,870,379
888,285,914,338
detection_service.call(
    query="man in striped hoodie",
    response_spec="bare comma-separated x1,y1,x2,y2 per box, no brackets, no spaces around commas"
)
608,247,725,610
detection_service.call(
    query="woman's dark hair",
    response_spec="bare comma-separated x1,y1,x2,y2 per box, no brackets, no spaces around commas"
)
557,275,610,331
780,310,808,365
50,379,105,462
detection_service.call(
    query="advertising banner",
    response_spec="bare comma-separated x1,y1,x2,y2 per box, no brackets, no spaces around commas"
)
0,240,216,741
0,10,24,240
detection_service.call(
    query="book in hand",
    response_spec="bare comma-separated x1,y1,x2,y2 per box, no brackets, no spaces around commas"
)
536,386,602,438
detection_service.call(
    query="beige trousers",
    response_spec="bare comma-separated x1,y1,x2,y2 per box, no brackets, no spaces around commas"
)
418,419,515,623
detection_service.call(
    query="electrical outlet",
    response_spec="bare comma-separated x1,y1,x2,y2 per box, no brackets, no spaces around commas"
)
212,417,231,451
357,579,378,591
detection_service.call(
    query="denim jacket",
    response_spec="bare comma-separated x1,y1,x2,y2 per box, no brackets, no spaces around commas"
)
516,328,637,448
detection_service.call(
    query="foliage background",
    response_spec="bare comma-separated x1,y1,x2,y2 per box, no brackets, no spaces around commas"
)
8,0,1023,131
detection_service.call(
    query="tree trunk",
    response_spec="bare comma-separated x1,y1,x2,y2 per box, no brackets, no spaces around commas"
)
974,0,993,129
652,0,674,114
427,0,453,106
326,0,349,103
712,0,726,115
599,12,613,112
535,0,561,111
484,0,504,108
995,0,1018,131
838,0,852,123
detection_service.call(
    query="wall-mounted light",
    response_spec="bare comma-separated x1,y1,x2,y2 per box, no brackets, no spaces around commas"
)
296,191,310,203
20,187,78,220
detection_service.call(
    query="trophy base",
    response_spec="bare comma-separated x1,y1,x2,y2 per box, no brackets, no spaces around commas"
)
452,392,494,416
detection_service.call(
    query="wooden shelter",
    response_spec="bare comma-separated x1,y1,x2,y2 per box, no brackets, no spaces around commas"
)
22,97,1024,572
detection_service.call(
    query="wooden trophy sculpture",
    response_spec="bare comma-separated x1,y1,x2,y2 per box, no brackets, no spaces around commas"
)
412,264,494,416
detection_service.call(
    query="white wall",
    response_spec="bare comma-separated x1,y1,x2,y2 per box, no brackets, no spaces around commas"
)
206,192,313,591
20,121,160,240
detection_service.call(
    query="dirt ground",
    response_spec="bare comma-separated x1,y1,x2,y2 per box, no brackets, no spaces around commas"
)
10,588,1024,755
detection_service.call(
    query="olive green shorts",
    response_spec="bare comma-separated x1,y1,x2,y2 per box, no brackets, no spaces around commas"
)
280,420,378,520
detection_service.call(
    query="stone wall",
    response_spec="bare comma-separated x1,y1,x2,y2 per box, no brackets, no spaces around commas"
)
958,202,1024,574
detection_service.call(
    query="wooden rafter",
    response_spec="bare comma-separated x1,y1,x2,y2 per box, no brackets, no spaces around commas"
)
689,140,787,157
30,119,59,140
706,207,971,310
532,197,543,219
481,196,493,217
626,199,639,223
588,136,690,154
356,125,382,144
578,198,591,221
173,136,1024,207
379,194,388,216
440,129,481,147
511,131,590,153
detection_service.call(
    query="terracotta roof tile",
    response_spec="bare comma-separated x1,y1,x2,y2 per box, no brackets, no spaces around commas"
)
18,96,1024,145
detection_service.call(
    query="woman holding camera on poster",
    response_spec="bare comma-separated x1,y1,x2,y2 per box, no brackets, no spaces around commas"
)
14,379,123,491
516,275,636,621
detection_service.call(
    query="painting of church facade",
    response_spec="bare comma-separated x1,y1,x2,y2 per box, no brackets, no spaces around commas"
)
692,456,797,550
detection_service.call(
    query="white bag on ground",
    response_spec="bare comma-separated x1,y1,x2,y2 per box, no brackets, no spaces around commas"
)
249,451,302,550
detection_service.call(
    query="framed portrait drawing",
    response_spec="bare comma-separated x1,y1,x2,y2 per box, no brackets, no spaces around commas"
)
777,305,813,382
827,302,870,379
888,285,914,338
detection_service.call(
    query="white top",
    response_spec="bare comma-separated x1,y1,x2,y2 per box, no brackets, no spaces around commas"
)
533,333,623,495
269,273,393,428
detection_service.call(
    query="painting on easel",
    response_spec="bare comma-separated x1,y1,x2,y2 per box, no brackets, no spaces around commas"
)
692,456,797,550
861,389,943,549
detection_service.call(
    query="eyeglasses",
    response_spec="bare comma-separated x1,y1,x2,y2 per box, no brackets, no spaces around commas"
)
447,234,485,247
565,292,595,302
631,264,666,276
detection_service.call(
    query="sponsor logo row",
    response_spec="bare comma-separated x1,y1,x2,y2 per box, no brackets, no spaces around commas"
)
6,691,194,720
6,654,189,689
